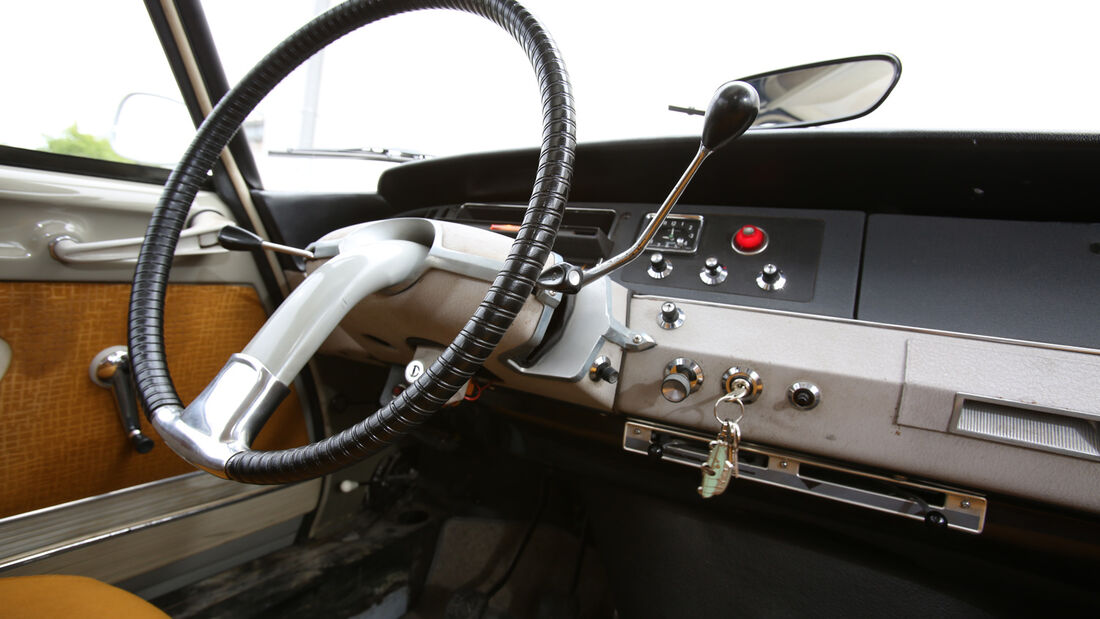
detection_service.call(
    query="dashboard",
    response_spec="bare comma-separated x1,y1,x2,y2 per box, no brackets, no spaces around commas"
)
276,130,1100,535
407,198,1100,530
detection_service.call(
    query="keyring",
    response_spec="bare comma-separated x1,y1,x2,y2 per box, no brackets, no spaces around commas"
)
713,392,745,426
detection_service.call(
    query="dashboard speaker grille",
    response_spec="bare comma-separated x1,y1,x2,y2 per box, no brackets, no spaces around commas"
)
951,396,1100,461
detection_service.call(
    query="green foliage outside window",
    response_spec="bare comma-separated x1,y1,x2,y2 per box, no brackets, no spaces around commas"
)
42,124,132,163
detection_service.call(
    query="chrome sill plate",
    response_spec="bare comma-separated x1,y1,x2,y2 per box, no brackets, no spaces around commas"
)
0,472,295,571
623,419,987,534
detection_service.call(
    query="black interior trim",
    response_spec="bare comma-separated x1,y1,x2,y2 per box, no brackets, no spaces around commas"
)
251,191,396,249
0,145,174,186
378,131,1100,222
170,0,264,190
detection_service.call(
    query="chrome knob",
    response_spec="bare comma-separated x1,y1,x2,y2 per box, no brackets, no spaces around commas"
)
661,358,704,403
699,256,727,285
589,355,619,384
647,252,673,279
657,301,685,329
756,263,786,291
661,373,692,403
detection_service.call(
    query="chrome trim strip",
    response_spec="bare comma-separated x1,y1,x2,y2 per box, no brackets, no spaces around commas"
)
0,473,317,572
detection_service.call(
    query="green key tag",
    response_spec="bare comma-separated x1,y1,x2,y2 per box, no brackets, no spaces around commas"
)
698,438,734,499
700,395,744,499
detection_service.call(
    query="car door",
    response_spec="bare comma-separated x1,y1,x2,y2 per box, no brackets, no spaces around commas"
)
0,0,321,598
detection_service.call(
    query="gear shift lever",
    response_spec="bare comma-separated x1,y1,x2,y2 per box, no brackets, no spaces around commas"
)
537,81,759,294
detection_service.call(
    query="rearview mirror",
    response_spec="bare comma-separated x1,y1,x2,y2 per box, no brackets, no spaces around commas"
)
741,54,901,129
110,93,194,166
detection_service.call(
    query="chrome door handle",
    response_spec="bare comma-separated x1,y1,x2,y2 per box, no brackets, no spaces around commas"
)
50,209,232,264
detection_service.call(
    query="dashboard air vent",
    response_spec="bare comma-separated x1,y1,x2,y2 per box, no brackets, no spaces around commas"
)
950,395,1100,461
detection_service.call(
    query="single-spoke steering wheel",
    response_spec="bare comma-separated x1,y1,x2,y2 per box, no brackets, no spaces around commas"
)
128,0,575,484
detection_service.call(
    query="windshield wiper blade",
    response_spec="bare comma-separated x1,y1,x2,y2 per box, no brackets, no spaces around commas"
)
268,147,431,163
668,104,704,116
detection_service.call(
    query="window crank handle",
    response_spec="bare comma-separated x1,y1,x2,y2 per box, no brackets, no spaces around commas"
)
91,346,155,454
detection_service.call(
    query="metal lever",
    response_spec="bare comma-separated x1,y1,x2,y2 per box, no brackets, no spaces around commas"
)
51,210,233,264
90,346,154,454
537,81,760,294
217,225,314,259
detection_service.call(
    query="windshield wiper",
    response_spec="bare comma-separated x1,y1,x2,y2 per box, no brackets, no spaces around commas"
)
268,147,431,163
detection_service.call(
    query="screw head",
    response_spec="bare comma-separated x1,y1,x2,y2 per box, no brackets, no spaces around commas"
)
925,511,948,527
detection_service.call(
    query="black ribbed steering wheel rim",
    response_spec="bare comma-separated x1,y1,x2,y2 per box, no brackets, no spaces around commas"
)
128,0,574,483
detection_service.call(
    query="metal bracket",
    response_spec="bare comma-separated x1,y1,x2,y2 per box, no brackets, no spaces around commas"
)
506,277,651,381
605,316,655,352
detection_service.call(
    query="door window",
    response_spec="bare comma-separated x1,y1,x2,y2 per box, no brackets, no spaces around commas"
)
0,2,193,169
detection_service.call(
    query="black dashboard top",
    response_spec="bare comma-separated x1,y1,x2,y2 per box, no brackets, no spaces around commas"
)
379,131,1100,223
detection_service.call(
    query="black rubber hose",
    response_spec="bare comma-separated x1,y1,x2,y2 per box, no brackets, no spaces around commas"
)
127,0,574,483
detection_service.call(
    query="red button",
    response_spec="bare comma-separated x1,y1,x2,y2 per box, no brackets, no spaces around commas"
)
733,225,767,253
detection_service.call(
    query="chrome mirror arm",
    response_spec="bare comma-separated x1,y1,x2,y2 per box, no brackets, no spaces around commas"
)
537,81,759,294
537,146,711,293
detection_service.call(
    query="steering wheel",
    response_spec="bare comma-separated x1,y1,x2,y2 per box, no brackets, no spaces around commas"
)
128,0,575,484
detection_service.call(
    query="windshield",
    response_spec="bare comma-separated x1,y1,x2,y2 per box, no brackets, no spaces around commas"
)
199,0,1098,191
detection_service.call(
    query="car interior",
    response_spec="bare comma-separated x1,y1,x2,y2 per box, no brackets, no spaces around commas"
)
1,1,1098,617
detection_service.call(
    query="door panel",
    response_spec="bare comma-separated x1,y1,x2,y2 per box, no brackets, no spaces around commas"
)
0,162,319,585
0,165,263,288
0,282,309,517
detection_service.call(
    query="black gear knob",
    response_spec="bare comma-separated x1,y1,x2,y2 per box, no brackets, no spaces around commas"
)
701,81,760,152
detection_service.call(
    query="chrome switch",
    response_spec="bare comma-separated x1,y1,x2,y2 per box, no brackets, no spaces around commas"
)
647,252,673,279
699,256,728,285
756,263,786,291
657,301,685,329
787,382,821,410
661,358,704,403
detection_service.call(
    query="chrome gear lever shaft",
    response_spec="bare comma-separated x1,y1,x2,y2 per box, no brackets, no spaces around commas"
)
537,81,759,294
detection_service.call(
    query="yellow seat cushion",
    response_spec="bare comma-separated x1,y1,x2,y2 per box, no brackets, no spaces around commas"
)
0,575,169,618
